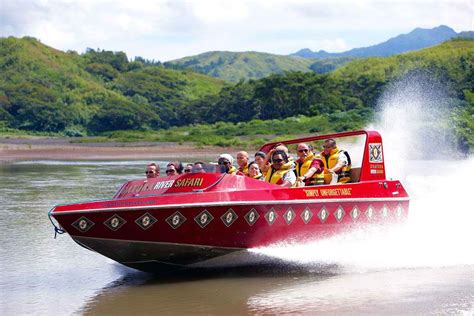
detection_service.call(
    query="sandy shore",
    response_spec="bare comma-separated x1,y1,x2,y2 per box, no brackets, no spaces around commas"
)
0,137,243,162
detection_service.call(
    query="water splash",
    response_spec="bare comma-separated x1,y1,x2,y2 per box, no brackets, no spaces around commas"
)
252,75,474,271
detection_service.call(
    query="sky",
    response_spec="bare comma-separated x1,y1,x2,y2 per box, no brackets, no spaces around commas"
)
1,0,473,62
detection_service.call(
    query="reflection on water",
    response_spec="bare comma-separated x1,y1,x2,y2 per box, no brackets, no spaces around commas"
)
1,160,473,315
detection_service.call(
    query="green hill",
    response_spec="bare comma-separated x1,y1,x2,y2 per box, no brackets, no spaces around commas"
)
164,51,317,82
1,37,472,151
0,36,225,134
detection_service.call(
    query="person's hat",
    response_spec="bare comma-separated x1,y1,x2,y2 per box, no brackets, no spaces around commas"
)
218,154,234,164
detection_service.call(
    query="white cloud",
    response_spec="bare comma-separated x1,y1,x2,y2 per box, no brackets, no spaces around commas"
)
0,0,472,61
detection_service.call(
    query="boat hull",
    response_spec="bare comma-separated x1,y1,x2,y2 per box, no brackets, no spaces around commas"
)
53,184,408,272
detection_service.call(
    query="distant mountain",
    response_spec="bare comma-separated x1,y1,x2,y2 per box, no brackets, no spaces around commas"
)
291,25,468,58
164,51,316,83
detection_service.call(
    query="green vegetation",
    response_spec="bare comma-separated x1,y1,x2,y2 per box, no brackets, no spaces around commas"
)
0,37,473,152
0,36,225,135
165,51,319,82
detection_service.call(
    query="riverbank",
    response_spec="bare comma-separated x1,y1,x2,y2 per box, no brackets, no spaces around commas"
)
0,137,243,162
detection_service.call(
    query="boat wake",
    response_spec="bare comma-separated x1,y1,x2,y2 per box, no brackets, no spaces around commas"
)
251,75,474,272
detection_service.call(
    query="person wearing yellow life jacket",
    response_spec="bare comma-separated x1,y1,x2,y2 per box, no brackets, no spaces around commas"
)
218,154,238,175
247,161,265,181
265,150,296,187
319,138,352,184
295,143,325,186
236,151,249,175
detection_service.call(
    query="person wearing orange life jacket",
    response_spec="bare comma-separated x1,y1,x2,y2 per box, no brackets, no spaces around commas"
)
319,138,352,184
265,150,296,187
295,143,325,186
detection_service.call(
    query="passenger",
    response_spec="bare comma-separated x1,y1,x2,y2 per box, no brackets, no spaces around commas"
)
236,151,250,175
295,143,324,186
254,151,270,176
247,161,265,181
193,161,205,173
184,163,193,173
145,163,160,178
218,154,237,175
319,138,352,183
266,143,295,168
167,161,184,174
265,150,296,187
165,164,178,176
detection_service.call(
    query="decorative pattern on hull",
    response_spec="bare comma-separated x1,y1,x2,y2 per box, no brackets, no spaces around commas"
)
72,216,94,233
265,208,278,225
166,211,186,229
318,207,329,223
135,212,157,230
195,210,214,228
366,205,375,220
221,208,238,227
334,206,345,223
350,206,360,221
245,208,260,226
283,207,296,225
104,214,126,231
301,207,313,224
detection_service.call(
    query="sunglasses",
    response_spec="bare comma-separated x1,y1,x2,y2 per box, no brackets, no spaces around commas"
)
145,171,155,174
166,170,176,174
273,159,284,163
184,169,191,173
218,161,230,165
298,149,309,153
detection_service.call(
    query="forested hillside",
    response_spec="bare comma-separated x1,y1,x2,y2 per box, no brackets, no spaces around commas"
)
164,51,317,82
0,37,225,134
0,37,473,151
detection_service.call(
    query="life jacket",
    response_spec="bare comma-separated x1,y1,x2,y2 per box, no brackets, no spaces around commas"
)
251,173,264,181
265,162,293,185
238,164,249,175
320,147,352,183
227,166,238,175
295,153,325,186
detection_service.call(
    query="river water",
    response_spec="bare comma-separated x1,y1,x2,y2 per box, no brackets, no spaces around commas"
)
0,158,473,315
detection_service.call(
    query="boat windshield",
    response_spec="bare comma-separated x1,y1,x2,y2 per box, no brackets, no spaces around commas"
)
191,163,227,174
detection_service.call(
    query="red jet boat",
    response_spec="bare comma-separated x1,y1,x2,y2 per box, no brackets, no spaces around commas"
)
49,130,409,272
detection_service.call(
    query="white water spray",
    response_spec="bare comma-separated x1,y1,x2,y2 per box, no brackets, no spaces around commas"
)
252,75,474,271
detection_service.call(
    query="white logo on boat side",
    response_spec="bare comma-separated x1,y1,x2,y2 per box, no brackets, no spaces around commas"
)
104,214,126,231
284,207,295,225
396,204,403,218
79,219,87,230
221,208,238,227
318,207,328,223
301,207,313,224
335,206,345,223
366,205,375,219
166,211,186,229
245,208,260,226
350,206,360,221
72,216,94,233
135,212,157,230
265,208,278,225
194,210,214,228
381,205,389,218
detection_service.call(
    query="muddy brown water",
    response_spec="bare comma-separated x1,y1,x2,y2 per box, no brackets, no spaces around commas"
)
1,160,473,315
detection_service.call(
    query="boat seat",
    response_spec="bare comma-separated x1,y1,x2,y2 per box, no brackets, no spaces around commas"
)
349,167,361,183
